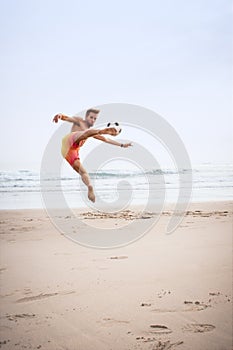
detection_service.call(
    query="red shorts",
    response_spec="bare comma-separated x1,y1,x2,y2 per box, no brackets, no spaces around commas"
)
61,134,86,167
65,149,80,167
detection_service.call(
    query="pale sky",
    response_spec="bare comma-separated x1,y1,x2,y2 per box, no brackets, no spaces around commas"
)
0,0,232,170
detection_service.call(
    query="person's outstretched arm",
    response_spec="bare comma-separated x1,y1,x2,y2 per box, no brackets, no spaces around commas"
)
52,113,83,125
93,135,132,148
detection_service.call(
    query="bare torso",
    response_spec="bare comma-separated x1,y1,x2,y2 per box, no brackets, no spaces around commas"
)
71,117,89,132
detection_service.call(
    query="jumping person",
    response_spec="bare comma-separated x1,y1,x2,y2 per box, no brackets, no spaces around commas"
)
53,108,132,203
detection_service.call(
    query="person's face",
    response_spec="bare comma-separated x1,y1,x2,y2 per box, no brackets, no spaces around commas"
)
86,112,98,127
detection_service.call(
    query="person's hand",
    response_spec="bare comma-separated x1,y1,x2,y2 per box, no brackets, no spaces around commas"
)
53,113,62,123
122,142,133,148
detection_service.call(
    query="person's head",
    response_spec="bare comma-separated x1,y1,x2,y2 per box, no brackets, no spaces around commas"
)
85,108,100,127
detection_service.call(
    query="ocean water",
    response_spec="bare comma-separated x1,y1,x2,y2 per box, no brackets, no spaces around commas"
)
0,164,232,209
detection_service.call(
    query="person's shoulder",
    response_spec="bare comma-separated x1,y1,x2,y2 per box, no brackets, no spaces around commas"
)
72,115,85,123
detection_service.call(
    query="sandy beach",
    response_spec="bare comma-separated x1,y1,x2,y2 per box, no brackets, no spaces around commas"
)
0,201,232,350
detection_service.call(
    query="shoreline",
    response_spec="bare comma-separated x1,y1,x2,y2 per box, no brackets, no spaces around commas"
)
0,199,232,212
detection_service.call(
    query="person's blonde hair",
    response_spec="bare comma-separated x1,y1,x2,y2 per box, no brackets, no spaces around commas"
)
85,108,100,117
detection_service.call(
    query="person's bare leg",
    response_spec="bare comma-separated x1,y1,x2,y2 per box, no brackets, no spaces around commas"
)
98,127,118,136
74,127,118,143
73,160,95,202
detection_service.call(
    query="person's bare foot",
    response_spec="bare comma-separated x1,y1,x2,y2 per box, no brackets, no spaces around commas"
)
99,127,118,136
88,185,95,202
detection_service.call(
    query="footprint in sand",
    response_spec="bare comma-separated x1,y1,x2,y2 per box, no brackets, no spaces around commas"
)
207,292,231,305
182,323,215,333
14,226,35,232
183,300,209,311
152,300,209,313
0,267,7,273
149,324,172,334
16,292,59,303
100,318,130,326
135,336,184,349
5,313,36,322
145,340,183,349
15,290,75,303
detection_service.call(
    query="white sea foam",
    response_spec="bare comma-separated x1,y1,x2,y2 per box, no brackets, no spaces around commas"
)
0,164,232,209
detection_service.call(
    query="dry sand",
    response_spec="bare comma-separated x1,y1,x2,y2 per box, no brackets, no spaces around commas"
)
0,201,232,350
